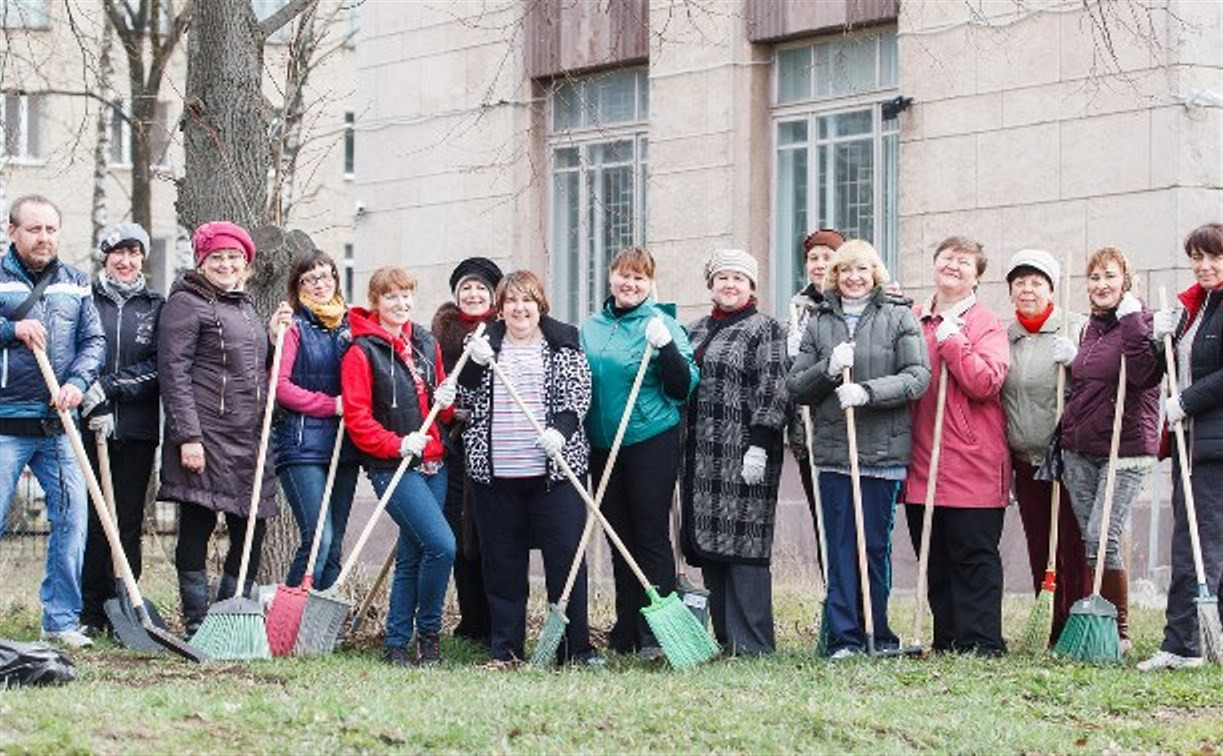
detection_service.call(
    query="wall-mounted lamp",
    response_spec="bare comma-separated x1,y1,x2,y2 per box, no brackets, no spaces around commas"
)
881,95,913,120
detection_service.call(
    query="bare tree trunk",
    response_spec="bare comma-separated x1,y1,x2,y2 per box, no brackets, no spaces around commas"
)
92,21,115,250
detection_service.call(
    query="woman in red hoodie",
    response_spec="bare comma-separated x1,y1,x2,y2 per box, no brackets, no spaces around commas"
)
341,266,456,667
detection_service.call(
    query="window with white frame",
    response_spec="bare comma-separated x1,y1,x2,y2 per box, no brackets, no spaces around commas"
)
343,112,354,177
548,68,649,324
1,93,46,161
109,100,173,168
342,243,354,303
1,0,49,28
773,30,899,312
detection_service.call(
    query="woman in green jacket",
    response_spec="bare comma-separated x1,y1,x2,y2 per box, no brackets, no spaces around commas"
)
580,246,699,658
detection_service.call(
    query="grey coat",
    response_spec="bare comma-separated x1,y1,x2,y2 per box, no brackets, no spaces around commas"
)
786,287,931,469
1001,307,1087,465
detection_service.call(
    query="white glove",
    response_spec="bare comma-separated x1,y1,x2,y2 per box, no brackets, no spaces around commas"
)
434,381,457,409
827,341,855,377
786,325,803,359
645,316,673,349
536,427,566,457
1152,308,1179,341
334,395,344,417
466,333,494,366
81,381,107,417
1051,336,1078,366
1116,292,1142,319
1166,396,1187,426
935,313,963,344
87,413,115,438
836,382,869,409
741,446,767,485
400,431,428,459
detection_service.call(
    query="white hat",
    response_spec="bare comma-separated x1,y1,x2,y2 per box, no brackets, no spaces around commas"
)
704,248,758,288
1006,249,1060,289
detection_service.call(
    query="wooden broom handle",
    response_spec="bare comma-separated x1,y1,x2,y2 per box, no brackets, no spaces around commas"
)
842,366,875,639
558,342,654,605
1091,358,1127,595
912,362,948,645
487,357,655,592
1159,288,1209,584
334,323,485,589
94,430,124,576
301,419,346,585
235,323,288,589
801,406,829,591
1042,256,1074,579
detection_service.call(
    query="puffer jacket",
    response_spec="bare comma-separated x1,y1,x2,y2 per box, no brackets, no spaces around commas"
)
1061,307,1162,458
0,246,105,424
456,316,592,485
90,277,163,442
1166,284,1223,463
1002,307,1087,464
581,296,698,449
786,287,930,469
157,271,277,517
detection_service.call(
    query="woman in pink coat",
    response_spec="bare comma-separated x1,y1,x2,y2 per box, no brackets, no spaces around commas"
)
902,236,1011,656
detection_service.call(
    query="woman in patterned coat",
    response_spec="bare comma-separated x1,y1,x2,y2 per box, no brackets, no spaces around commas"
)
680,249,790,656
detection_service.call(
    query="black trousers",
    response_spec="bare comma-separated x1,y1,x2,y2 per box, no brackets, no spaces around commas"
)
441,443,490,642
590,427,680,652
470,476,590,662
1163,458,1223,657
80,437,157,627
905,504,1006,655
175,501,267,581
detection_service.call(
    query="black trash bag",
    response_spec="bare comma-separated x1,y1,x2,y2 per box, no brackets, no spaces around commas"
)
0,640,77,688
1033,420,1064,482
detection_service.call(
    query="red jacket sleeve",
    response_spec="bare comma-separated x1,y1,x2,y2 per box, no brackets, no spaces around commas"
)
340,345,403,460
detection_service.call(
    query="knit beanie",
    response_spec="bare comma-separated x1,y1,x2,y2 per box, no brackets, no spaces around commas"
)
1006,249,1060,289
94,222,151,265
803,228,845,252
704,249,759,288
449,256,504,298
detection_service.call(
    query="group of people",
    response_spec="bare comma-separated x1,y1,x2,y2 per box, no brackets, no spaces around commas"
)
1,190,1219,672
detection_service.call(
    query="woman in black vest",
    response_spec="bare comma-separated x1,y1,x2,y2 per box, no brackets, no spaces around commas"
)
271,249,359,590
340,266,455,667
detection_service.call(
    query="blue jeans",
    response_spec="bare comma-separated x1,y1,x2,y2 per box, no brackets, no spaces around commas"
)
368,465,454,649
279,462,359,589
0,433,88,632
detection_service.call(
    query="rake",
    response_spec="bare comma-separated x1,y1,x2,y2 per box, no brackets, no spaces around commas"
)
531,343,653,666
266,421,346,656
33,348,205,662
488,356,719,669
1158,288,1222,663
294,324,484,656
190,324,287,661
1054,359,1126,664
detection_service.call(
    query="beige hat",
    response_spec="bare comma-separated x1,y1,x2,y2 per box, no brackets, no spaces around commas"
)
704,248,758,288
1006,249,1060,289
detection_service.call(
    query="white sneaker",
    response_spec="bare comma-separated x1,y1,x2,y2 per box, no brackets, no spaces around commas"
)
40,626,95,649
829,647,857,661
1137,650,1203,672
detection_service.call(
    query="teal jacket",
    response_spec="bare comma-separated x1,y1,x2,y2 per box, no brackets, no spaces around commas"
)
581,297,699,449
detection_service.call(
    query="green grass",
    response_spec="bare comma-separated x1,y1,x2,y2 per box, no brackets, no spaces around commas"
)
1,583,1220,752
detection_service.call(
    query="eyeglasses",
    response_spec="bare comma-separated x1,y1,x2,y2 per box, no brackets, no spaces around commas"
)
300,271,335,287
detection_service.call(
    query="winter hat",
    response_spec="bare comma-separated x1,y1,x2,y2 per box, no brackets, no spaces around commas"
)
94,222,151,264
704,248,758,288
449,256,503,298
803,228,845,252
1006,249,1060,289
192,221,256,267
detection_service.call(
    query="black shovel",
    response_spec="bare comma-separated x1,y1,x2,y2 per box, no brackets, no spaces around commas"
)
95,430,170,651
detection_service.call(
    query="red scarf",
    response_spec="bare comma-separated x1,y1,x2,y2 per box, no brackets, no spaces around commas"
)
1178,282,1214,328
711,297,757,320
459,308,493,325
1015,302,1054,334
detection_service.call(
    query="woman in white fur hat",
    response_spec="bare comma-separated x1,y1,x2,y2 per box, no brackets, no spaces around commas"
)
679,248,789,656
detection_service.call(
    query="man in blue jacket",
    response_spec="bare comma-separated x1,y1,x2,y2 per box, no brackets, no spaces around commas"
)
0,194,106,648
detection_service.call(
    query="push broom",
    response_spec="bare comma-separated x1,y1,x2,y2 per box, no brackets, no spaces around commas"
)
530,343,653,666
294,324,484,656
265,421,346,656
1054,359,1126,664
33,348,205,661
488,356,719,668
908,363,948,656
1158,287,1222,662
1016,265,1073,655
190,324,288,661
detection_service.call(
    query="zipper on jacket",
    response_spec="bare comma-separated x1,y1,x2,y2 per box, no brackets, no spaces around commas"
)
112,298,125,432
2,348,7,388
218,312,228,416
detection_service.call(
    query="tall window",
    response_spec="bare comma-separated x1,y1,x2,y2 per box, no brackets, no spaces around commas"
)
343,111,354,177
773,31,899,311
549,68,648,324
1,93,46,161
1,0,49,28
108,100,173,168
343,243,354,303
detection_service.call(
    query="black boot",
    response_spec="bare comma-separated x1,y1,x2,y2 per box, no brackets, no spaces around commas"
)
178,570,210,639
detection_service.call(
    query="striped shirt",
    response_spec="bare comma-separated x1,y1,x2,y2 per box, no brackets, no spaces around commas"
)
492,339,548,478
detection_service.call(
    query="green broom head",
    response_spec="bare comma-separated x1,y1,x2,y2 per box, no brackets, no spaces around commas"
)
640,588,720,669
1054,594,1121,664
529,603,570,667
292,588,351,656
190,597,271,661
816,597,830,658
265,582,309,657
1015,577,1056,656
1193,585,1223,664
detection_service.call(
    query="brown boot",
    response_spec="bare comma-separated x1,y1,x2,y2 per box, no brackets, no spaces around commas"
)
1101,568,1130,653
